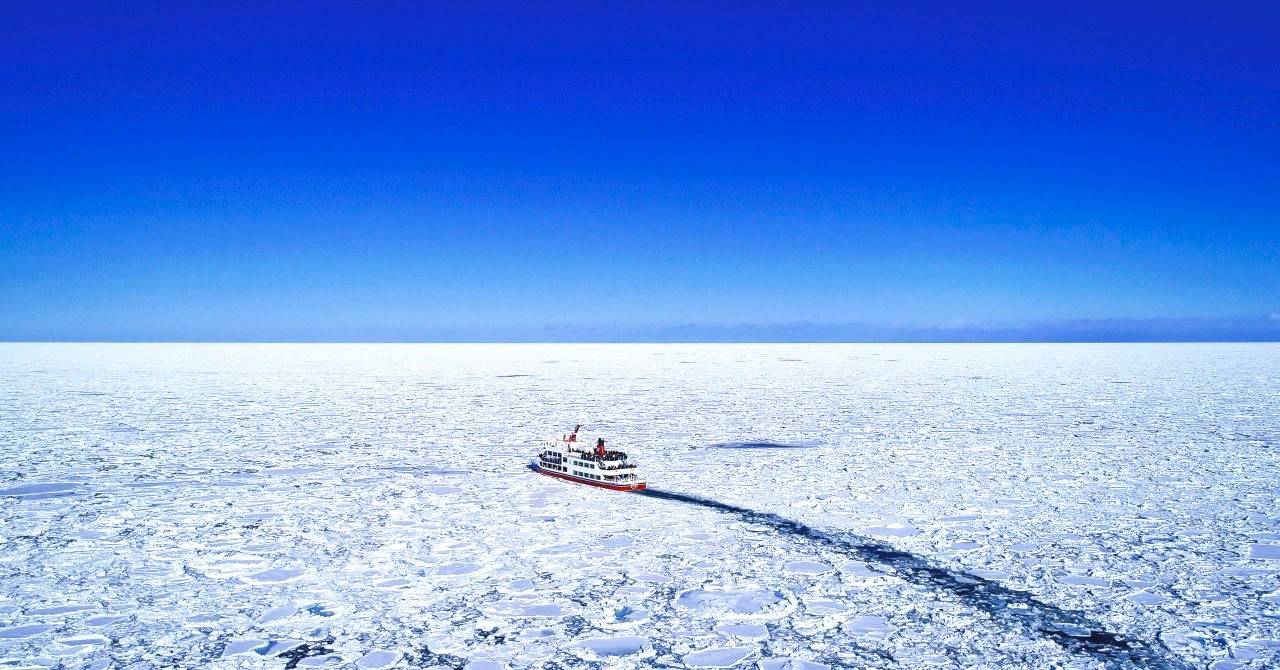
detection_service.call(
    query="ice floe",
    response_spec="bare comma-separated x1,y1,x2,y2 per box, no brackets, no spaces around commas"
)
782,560,832,574
1249,543,1280,560
567,635,652,660
675,587,794,619
355,649,402,668
683,645,755,667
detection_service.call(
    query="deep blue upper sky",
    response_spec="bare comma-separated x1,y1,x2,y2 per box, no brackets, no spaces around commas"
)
2,2,1278,341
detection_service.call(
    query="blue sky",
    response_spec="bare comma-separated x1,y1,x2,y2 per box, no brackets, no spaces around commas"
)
2,2,1278,341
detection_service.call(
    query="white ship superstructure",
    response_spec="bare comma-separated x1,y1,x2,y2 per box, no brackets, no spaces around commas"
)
532,425,646,491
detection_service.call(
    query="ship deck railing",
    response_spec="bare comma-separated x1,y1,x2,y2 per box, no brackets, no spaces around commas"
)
540,452,636,465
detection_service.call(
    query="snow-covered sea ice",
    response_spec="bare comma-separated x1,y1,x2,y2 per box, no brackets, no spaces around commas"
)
1,343,1278,668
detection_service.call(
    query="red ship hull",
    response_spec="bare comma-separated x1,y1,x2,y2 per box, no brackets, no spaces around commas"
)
534,464,646,491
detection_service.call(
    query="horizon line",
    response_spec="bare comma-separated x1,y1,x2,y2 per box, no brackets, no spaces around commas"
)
4,339,1280,345
5,315,1278,344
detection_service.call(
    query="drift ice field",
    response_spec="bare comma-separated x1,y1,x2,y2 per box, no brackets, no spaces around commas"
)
2,343,1278,669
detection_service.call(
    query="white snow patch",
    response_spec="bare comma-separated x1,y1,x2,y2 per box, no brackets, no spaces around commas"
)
568,635,652,659
1250,543,1280,560
845,615,894,639
0,625,51,639
861,524,919,537
676,587,791,618
356,650,402,668
714,623,768,639
783,560,832,574
683,646,755,667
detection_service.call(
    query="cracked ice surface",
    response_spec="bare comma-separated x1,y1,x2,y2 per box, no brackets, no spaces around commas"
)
1,343,1278,669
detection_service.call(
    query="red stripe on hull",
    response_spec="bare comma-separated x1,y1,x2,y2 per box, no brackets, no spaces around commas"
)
534,464,646,491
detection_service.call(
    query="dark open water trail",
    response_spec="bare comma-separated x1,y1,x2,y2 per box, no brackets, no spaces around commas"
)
637,487,1188,669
